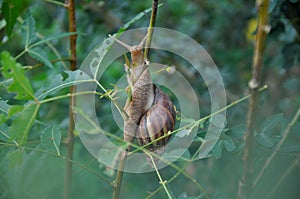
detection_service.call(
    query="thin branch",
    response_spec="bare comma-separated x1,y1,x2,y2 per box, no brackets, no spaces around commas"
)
237,1,270,199
130,85,268,155
0,143,113,186
112,151,127,199
146,86,268,199
112,1,160,199
266,154,300,199
148,153,172,199
45,0,67,7
144,0,159,60
64,0,77,199
248,0,270,89
254,106,300,186
23,58,72,70
36,32,69,69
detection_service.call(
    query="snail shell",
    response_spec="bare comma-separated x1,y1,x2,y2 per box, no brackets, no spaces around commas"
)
137,85,176,151
109,34,176,153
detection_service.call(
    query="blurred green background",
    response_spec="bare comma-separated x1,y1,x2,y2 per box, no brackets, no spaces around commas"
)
0,0,300,199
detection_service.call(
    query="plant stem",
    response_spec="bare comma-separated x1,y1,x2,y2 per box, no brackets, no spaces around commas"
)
148,153,172,199
64,0,77,199
144,0,159,60
112,151,127,199
266,154,300,199
45,0,67,7
23,58,72,70
112,1,160,199
237,1,269,199
0,143,114,186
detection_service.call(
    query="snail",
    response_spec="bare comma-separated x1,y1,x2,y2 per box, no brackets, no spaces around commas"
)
110,34,176,154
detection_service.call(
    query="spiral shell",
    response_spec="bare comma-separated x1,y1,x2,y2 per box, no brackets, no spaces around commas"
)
137,85,176,150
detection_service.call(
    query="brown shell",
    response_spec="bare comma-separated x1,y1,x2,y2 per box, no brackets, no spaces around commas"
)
136,86,176,150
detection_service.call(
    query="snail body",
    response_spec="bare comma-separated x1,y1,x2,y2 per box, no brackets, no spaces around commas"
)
110,34,176,152
137,85,176,150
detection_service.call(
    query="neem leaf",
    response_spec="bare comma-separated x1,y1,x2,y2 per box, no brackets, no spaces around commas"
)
0,124,9,142
7,105,24,117
1,51,34,100
22,11,37,48
2,0,30,36
115,3,163,36
9,104,39,145
28,47,53,68
41,126,62,155
0,100,9,115
29,32,78,49
35,70,92,100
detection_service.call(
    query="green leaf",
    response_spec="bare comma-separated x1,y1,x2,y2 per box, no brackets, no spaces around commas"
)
0,114,6,125
0,0,3,14
21,11,37,48
260,113,284,135
0,18,6,31
2,0,30,36
176,122,199,137
256,132,274,148
1,51,34,100
7,105,24,117
28,47,53,68
0,124,9,141
211,140,223,159
6,149,26,168
9,104,39,145
41,126,62,155
115,3,163,35
29,32,78,49
162,148,191,162
228,124,246,139
0,100,9,115
35,70,92,100
223,135,236,152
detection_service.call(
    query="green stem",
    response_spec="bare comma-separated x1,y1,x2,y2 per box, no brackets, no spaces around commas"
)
131,85,268,155
45,0,67,7
146,85,268,199
148,153,172,199
266,154,300,199
144,0,159,60
112,151,127,199
23,58,72,70
0,143,113,186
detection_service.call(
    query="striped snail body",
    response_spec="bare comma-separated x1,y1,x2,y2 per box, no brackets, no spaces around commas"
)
137,85,176,150
110,34,176,153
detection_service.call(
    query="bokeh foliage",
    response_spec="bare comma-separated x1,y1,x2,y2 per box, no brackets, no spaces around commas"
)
0,0,300,199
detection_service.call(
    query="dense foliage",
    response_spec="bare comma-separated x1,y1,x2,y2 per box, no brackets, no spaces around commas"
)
0,0,299,199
